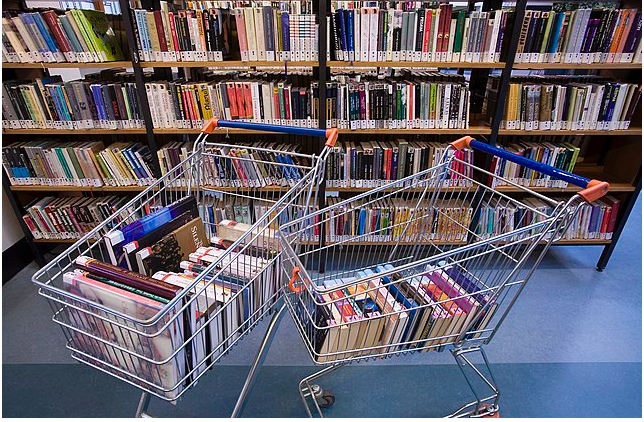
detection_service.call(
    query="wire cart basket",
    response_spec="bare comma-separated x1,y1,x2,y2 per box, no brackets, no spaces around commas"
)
277,136,610,417
31,119,338,417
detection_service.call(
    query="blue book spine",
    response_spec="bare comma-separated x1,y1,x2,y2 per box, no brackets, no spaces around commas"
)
31,13,60,53
55,86,72,121
337,9,347,55
45,86,64,122
58,16,83,53
605,84,620,123
122,148,143,180
358,209,366,235
374,266,418,346
90,85,107,120
281,12,290,52
347,9,355,57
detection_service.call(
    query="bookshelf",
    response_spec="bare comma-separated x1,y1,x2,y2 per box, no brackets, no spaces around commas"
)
2,0,641,271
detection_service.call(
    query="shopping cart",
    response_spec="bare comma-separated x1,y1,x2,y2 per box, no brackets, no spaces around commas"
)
31,119,338,417
277,136,610,417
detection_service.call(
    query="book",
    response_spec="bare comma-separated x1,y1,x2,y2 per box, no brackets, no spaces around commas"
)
135,217,209,276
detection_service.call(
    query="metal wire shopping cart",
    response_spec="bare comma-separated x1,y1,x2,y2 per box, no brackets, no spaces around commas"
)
31,119,337,417
277,136,610,417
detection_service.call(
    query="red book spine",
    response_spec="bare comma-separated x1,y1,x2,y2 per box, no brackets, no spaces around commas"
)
235,83,246,118
284,87,291,121
436,5,446,54
606,199,620,234
226,83,239,118
42,11,72,53
153,11,168,52
599,205,611,237
168,12,180,52
243,82,253,119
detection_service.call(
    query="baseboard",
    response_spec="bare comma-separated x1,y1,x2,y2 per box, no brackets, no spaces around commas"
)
3,238,33,284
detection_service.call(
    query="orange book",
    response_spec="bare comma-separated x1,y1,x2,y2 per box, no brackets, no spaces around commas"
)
234,82,246,119
226,82,238,119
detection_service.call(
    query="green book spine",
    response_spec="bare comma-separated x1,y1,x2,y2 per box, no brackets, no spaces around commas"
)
77,10,125,61
54,148,73,179
540,11,554,54
94,152,113,180
429,83,436,121
453,10,466,53
67,147,86,179
71,9,99,57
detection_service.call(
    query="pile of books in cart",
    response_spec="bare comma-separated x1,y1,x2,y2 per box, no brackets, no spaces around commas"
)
49,196,281,398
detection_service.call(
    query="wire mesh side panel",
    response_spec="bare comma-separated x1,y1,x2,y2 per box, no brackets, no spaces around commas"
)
280,152,584,365
33,144,325,401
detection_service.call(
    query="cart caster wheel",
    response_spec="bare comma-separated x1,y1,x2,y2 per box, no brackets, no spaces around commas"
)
316,390,335,408
475,404,499,418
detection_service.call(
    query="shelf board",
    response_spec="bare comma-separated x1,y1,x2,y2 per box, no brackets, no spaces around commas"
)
336,125,491,135
153,128,272,135
498,128,642,136
2,61,133,69
2,128,146,135
513,62,642,70
138,60,318,68
328,61,505,69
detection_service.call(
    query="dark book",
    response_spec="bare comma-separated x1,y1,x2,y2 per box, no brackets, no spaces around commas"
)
137,216,209,276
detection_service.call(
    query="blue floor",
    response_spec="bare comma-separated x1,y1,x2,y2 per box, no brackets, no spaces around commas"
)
3,196,642,417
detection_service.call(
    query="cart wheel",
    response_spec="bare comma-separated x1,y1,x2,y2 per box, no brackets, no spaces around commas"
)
316,390,335,408
475,404,499,418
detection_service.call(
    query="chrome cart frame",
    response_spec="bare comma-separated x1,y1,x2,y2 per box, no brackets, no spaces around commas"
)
277,136,610,417
31,119,337,417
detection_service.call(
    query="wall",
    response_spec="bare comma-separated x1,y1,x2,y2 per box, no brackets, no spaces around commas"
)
2,190,25,252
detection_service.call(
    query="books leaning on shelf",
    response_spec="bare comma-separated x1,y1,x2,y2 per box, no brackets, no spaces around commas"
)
514,4,642,65
159,142,310,188
2,141,156,187
497,77,641,131
328,2,514,63
475,195,621,241
488,141,580,188
325,197,473,243
327,72,470,130
2,74,145,130
145,77,317,129
232,1,318,62
22,195,143,240
326,140,473,188
2,9,125,63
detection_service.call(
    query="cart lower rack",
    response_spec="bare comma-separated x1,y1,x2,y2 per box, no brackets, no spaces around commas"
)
278,136,609,417
31,120,337,417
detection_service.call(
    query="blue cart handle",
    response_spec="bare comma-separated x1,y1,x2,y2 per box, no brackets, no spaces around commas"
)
450,136,610,203
201,118,338,147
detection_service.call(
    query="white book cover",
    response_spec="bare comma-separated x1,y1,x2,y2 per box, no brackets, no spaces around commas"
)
369,7,378,62
354,9,361,62
244,8,258,61
386,9,394,61
254,8,266,61
447,19,456,62
465,13,475,62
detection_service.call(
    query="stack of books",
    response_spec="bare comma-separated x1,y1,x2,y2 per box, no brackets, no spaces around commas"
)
488,141,580,188
131,1,230,62
145,75,317,129
475,195,621,241
2,9,125,64
515,5,642,65
325,197,473,243
308,263,496,363
326,140,474,188
22,195,140,240
60,195,280,398
158,143,311,188
486,75,641,131
326,72,470,130
3,141,156,187
232,1,318,62
2,74,145,130
328,2,514,63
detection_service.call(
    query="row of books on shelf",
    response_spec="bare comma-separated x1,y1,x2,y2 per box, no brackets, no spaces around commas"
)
515,5,642,64
326,73,470,130
308,263,496,362
488,141,580,188
476,196,620,241
0,137,585,189
21,191,620,245
325,141,474,188
329,3,512,63
60,196,280,398
2,9,124,63
501,80,641,131
2,76,146,130
3,141,156,187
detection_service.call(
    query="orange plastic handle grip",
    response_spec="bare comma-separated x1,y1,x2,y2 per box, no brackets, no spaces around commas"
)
288,267,307,293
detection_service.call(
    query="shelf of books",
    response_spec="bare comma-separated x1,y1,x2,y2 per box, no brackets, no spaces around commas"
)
327,61,506,69
138,61,319,68
498,128,642,136
2,61,134,69
513,62,643,70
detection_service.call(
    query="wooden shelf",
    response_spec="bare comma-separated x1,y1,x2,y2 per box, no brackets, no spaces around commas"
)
2,61,133,69
498,128,642,136
328,61,505,69
138,60,318,68
513,62,642,70
2,128,146,135
336,125,491,135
